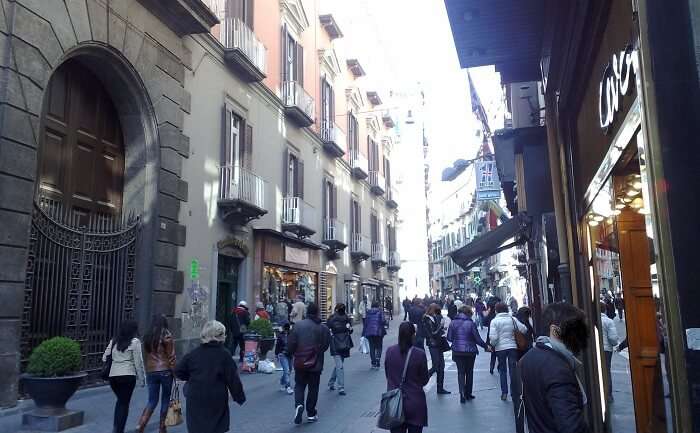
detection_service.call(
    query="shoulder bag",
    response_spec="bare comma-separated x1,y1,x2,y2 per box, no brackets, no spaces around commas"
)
100,340,114,381
512,317,529,351
164,381,183,426
377,347,413,430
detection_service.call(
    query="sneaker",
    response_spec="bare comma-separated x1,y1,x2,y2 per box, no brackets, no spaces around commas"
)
338,389,346,396
328,384,336,391
286,386,294,395
437,389,452,395
307,415,318,423
501,394,508,401
280,386,288,392
294,405,304,424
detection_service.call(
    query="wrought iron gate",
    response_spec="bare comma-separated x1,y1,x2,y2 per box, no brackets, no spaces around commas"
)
21,197,140,381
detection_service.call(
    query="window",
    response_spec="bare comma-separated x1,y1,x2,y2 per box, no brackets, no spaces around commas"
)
281,25,303,85
384,158,392,186
368,137,379,171
226,0,254,28
351,198,361,234
370,213,379,244
348,113,359,154
223,106,253,169
284,151,304,198
323,178,337,220
321,78,335,130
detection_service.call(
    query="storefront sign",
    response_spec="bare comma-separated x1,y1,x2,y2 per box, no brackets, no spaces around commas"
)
475,160,501,202
598,45,637,130
190,259,199,280
284,246,309,265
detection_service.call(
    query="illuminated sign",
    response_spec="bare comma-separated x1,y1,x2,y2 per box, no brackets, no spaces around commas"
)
599,45,638,130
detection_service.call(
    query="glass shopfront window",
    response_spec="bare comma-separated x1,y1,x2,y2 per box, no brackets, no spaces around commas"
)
262,265,317,323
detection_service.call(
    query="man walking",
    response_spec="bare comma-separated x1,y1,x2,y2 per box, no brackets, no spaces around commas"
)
288,303,330,424
601,302,619,402
402,297,410,321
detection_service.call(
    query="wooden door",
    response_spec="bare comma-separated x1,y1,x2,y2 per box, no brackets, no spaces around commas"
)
38,60,124,224
616,208,666,433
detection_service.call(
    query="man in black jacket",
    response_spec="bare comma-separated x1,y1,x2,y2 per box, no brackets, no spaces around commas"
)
520,303,589,433
288,302,330,424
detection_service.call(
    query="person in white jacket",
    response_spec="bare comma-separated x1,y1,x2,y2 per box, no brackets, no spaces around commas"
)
488,302,528,401
601,302,620,402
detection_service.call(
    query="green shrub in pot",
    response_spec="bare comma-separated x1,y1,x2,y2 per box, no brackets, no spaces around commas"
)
248,318,274,338
27,337,82,377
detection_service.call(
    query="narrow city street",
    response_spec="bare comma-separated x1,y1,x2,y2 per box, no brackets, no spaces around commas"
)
1,319,516,433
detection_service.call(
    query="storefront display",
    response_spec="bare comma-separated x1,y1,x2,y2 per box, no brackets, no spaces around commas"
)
262,265,317,319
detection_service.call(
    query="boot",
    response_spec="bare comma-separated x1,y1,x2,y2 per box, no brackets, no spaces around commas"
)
136,408,153,433
159,414,168,433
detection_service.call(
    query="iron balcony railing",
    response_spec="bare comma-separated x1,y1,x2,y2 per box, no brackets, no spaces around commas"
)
387,186,398,207
321,121,347,147
282,196,315,227
323,218,347,243
388,251,401,269
351,149,369,175
219,164,265,209
371,243,387,263
369,171,386,193
351,232,370,256
220,17,266,74
283,81,315,121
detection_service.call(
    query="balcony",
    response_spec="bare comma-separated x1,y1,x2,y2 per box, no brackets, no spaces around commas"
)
371,243,387,267
369,171,386,196
283,81,315,127
320,122,346,158
350,150,369,180
388,251,401,271
139,0,218,36
350,233,370,261
219,17,266,82
218,165,267,226
386,186,398,209
281,197,316,238
323,218,348,254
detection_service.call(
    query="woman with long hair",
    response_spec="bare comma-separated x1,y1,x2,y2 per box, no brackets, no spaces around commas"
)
447,305,488,403
384,322,430,433
136,315,176,433
422,303,450,394
102,320,145,433
327,303,353,395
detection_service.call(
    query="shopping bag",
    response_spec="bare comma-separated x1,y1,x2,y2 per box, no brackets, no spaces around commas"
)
360,336,370,354
258,359,276,374
165,382,183,427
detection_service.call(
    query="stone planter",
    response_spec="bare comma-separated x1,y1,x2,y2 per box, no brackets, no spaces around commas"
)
21,372,87,431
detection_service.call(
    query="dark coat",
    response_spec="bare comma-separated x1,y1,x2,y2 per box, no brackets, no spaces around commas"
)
327,313,353,358
384,345,430,427
275,331,289,356
447,302,457,320
287,315,330,373
174,342,245,433
422,314,443,348
447,313,487,354
408,305,426,336
363,308,386,337
519,342,588,433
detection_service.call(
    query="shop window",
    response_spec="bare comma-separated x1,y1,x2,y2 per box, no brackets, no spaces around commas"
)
262,265,317,321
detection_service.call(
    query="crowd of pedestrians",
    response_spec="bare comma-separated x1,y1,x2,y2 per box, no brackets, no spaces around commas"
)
99,293,591,433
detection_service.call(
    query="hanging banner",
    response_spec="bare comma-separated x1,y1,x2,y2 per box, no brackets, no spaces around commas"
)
285,246,309,265
475,160,501,201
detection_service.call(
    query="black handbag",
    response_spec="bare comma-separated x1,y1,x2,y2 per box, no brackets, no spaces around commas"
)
439,336,451,352
101,340,114,381
377,347,413,430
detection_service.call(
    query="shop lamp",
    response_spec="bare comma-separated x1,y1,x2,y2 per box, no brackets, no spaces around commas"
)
593,215,604,222
626,189,638,197
631,197,644,209
588,220,599,227
623,197,633,203
638,207,650,215
606,218,614,224
615,203,626,210
612,209,622,216
632,181,643,190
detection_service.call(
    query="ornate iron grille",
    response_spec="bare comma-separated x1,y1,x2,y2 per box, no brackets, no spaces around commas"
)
21,196,140,382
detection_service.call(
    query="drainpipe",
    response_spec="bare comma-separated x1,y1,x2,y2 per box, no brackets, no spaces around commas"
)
544,94,572,303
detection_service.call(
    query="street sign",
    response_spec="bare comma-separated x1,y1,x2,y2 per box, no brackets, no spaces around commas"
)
190,259,199,280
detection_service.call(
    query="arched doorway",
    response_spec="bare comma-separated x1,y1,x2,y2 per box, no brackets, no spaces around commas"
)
21,59,140,379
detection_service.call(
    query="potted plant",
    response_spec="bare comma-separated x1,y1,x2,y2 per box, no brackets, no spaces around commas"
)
22,337,86,415
248,318,275,358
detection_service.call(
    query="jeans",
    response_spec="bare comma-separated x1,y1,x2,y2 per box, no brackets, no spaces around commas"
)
604,350,613,397
403,309,409,321
328,355,345,389
496,349,519,396
368,336,384,367
428,346,446,390
294,370,321,417
490,350,497,372
109,375,136,433
453,352,476,397
390,424,423,433
278,354,292,388
146,370,173,417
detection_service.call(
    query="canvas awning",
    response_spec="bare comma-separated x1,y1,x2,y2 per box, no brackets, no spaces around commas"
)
447,213,530,270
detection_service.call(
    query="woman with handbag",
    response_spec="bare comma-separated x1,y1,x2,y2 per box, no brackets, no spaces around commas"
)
327,303,353,395
175,320,246,433
447,305,489,403
422,303,451,395
488,302,528,401
136,315,176,433
102,320,146,433
383,322,430,433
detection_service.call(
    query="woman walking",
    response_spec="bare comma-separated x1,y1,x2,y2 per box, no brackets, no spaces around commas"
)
175,320,246,433
447,305,488,403
489,302,528,401
364,301,387,369
102,320,145,433
136,315,176,433
515,306,535,359
422,303,450,394
384,322,430,433
327,303,353,395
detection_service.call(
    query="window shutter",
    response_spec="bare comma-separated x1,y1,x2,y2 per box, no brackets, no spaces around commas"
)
332,184,337,219
297,44,304,86
283,150,289,197
244,124,253,169
358,203,362,234
320,77,326,126
222,105,232,165
330,86,335,124
281,24,287,84
297,160,304,199
322,180,328,220
246,0,254,29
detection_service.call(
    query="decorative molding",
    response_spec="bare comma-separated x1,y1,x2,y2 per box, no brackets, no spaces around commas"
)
136,0,219,36
318,48,342,81
280,0,310,36
217,236,250,256
345,86,365,113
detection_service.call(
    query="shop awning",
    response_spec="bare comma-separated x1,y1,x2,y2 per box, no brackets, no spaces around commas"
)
254,229,324,250
361,278,380,287
447,213,530,270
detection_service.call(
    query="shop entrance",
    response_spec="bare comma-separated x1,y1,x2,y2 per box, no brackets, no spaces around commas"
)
262,265,317,321
216,255,240,328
